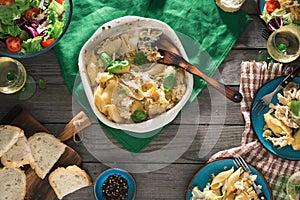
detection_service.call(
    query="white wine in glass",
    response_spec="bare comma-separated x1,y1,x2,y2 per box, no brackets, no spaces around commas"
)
0,57,26,94
0,57,36,100
286,172,300,200
267,25,300,63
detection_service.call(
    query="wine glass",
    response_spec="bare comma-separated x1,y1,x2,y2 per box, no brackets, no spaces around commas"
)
267,25,300,63
286,172,300,200
0,57,36,100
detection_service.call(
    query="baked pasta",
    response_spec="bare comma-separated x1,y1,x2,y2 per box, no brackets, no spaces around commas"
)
84,29,187,124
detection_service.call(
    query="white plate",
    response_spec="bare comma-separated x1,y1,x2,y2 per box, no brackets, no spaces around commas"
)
78,16,193,133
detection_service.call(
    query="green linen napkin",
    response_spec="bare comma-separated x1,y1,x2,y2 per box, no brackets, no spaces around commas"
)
54,0,252,153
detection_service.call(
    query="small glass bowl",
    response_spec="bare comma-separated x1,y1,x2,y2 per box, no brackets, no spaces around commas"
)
0,0,72,58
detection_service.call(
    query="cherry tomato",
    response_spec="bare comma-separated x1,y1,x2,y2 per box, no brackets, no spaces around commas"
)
0,0,13,5
50,0,63,4
265,0,280,13
41,38,55,47
6,36,21,53
25,8,40,21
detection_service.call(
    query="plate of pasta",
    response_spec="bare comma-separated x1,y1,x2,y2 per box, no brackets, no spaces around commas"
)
251,77,300,160
185,158,272,200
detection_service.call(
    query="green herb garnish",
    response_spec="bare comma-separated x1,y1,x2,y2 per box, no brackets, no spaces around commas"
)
99,51,112,68
290,100,300,119
163,73,176,92
134,52,148,65
107,60,130,73
132,110,147,123
38,79,47,89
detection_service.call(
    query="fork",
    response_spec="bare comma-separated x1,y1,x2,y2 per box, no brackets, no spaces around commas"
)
233,156,267,200
262,28,272,40
253,65,300,115
262,18,284,40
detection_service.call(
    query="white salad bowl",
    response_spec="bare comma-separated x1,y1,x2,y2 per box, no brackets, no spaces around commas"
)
78,16,193,133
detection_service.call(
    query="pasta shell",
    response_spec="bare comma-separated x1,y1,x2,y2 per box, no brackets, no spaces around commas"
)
106,104,123,123
95,72,115,87
225,167,242,195
292,129,300,150
130,100,144,113
264,112,292,137
94,86,105,114
94,82,118,115
104,38,122,56
87,62,99,87
147,63,165,76
211,167,234,190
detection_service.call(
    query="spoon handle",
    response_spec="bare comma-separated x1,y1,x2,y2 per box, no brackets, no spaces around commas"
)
157,49,243,103
184,62,243,103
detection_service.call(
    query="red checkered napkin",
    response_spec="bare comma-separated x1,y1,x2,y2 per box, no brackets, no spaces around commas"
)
209,61,300,199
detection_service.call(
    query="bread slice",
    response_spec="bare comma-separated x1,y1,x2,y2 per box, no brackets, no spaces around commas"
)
1,134,34,168
28,132,66,179
0,125,23,157
49,165,92,199
216,0,246,12
0,167,26,200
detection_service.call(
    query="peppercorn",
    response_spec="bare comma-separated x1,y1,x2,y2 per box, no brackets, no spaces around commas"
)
102,174,128,200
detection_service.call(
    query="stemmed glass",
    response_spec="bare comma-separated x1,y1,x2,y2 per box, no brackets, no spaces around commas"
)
286,172,300,200
267,25,300,63
0,57,36,100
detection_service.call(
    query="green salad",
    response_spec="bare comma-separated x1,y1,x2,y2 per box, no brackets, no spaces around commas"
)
260,0,300,26
0,0,65,54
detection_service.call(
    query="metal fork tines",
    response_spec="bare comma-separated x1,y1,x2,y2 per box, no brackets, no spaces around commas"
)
253,65,300,115
233,156,267,200
262,28,272,40
252,84,282,115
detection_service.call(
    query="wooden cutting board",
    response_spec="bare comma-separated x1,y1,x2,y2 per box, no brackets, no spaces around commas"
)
0,105,89,200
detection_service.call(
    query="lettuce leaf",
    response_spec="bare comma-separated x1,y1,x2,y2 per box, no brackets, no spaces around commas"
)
0,2,30,38
0,23,21,38
46,9,64,39
21,36,43,53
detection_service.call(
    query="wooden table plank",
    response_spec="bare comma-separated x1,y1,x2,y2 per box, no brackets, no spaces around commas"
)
41,123,244,163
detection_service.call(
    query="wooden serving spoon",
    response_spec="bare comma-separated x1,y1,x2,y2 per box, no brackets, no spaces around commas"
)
157,49,243,103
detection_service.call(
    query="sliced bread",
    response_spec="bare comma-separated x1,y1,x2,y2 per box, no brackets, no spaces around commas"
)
0,125,23,157
0,167,26,200
216,0,246,12
49,165,92,199
1,134,34,168
28,132,66,179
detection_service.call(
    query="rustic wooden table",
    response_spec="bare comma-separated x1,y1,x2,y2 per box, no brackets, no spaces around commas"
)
0,1,270,199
